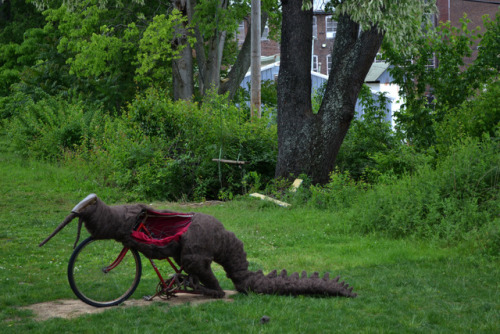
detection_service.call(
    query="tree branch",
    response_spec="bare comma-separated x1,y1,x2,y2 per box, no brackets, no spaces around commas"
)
219,11,269,100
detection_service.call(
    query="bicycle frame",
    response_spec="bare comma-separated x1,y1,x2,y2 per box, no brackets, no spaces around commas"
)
105,220,201,301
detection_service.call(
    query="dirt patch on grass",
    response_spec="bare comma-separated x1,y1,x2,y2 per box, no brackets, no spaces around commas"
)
23,290,237,321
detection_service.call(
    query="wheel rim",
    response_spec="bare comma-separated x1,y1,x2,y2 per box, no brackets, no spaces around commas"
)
68,238,141,307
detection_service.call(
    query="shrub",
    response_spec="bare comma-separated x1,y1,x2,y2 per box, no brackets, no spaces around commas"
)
435,81,500,156
367,144,432,181
335,85,399,181
79,88,277,201
5,94,89,160
341,138,499,241
309,169,367,211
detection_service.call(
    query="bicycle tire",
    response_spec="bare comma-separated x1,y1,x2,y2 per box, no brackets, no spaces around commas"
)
68,237,142,307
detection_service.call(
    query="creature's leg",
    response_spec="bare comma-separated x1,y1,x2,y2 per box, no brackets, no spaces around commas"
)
181,255,225,298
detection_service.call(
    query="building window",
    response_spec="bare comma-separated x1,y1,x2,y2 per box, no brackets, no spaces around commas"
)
312,55,319,72
327,55,332,74
312,16,317,38
326,16,337,39
426,53,436,70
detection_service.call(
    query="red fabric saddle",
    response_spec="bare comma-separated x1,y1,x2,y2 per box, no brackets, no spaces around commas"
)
131,210,193,246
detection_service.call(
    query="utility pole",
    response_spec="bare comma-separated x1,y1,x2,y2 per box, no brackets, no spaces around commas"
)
251,0,261,118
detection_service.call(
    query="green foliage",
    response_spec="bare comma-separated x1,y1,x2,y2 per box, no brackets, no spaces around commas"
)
474,13,500,84
1,13,68,98
192,0,247,42
337,138,499,242
63,88,278,201
368,144,432,180
0,0,46,45
309,169,367,210
0,0,47,95
384,14,499,149
3,87,277,201
235,79,278,113
434,80,500,156
333,0,437,52
335,85,398,181
136,11,195,86
5,94,88,160
44,0,144,109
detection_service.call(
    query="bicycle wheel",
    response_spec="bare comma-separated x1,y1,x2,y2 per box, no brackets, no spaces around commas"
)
68,237,142,307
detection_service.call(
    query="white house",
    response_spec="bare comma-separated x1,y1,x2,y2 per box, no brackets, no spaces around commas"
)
240,59,401,128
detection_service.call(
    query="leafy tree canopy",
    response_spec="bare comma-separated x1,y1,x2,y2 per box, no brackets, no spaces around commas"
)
313,0,437,52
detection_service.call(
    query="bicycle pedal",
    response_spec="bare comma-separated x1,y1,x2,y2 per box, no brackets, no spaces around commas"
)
143,295,154,301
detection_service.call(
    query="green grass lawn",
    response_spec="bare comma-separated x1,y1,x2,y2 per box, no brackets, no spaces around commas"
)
1,147,498,333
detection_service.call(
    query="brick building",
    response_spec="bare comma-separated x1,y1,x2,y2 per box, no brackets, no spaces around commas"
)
311,9,336,75
237,6,337,76
435,0,499,64
436,0,499,28
237,1,498,73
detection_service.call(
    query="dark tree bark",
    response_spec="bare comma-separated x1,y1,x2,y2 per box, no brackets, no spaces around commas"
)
276,2,384,184
276,0,314,180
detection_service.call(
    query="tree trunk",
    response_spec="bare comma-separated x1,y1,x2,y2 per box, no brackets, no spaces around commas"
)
250,0,261,118
181,0,270,101
189,0,229,95
172,41,193,100
276,6,384,184
172,0,194,100
276,0,313,180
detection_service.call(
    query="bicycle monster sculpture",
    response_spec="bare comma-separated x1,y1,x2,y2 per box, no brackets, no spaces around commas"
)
39,194,357,299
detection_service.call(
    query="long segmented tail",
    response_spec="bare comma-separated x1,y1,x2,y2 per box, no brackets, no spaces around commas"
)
238,269,357,298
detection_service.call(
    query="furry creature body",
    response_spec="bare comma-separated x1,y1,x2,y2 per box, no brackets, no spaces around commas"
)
40,194,357,298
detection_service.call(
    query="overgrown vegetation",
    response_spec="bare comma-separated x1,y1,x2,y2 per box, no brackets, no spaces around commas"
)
0,139,499,332
3,88,277,201
0,3,499,331
1,12,498,249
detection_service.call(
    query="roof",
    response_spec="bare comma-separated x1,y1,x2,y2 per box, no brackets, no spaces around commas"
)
365,62,390,82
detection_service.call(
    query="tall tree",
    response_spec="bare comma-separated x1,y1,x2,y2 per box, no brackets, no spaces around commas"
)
182,0,277,100
276,0,435,184
172,0,194,100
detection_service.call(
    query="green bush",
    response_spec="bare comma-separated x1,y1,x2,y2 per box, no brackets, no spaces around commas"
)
335,85,399,181
435,81,500,156
340,138,499,241
3,87,277,201
384,15,499,149
77,88,277,201
309,169,367,210
5,94,88,160
367,144,432,181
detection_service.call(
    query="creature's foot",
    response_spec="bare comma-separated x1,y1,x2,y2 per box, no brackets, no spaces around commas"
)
198,286,225,298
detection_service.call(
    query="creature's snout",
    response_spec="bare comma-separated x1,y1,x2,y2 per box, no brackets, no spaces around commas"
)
38,194,98,247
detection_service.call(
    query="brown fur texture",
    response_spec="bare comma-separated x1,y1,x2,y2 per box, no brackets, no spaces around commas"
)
43,196,357,298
